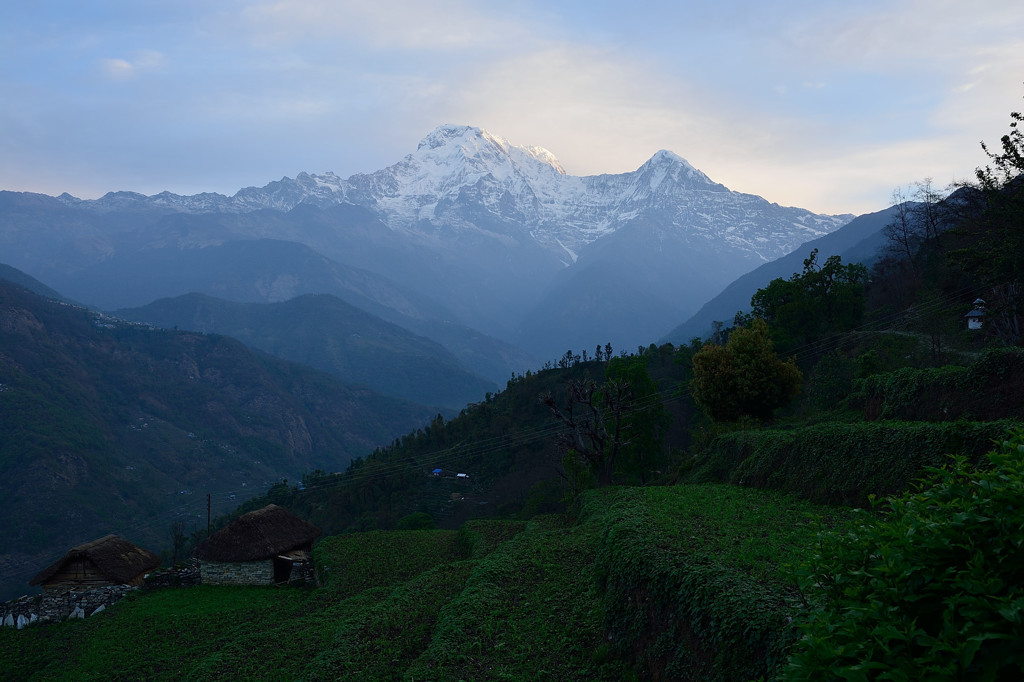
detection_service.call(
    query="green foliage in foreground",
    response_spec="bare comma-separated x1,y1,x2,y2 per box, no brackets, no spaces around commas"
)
314,528,461,600
404,515,624,680
683,419,1022,505
0,516,618,680
785,429,1024,680
17,454,1021,681
580,485,847,681
0,586,312,680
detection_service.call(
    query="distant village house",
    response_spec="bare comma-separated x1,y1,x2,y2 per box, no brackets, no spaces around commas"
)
965,298,986,330
2,534,163,626
193,504,321,586
30,534,160,593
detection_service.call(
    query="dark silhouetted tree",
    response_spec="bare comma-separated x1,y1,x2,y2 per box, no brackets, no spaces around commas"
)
947,98,1024,345
541,356,667,487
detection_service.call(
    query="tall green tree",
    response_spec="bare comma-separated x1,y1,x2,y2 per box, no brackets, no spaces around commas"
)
605,355,671,484
750,250,869,354
689,318,802,422
541,356,668,487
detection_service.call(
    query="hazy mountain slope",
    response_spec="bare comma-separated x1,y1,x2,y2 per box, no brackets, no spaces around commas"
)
661,205,901,342
0,280,435,601
116,292,497,409
1,194,540,380
0,263,65,300
391,317,539,387
514,208,776,358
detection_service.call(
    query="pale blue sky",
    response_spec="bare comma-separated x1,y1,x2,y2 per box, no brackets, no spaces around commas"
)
2,0,1022,214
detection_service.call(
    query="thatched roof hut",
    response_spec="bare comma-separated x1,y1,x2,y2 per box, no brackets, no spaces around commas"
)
193,504,320,585
30,535,161,591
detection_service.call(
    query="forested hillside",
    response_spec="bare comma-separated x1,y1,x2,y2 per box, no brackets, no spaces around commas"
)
223,343,697,541
0,280,436,601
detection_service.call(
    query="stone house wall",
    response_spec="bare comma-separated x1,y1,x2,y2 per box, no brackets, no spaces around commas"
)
199,559,273,585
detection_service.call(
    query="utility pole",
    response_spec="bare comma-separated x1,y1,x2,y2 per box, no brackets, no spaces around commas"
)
207,493,211,537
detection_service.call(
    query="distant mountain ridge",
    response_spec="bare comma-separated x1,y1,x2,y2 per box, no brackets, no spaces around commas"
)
55,125,851,266
662,206,902,343
3,124,855,359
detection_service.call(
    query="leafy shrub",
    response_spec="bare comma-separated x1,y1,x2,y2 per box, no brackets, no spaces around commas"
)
396,511,435,530
685,420,1021,505
860,347,1024,421
690,318,803,422
785,428,1024,680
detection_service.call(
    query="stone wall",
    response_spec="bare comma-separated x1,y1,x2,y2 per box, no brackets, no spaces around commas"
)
143,563,201,590
1,585,135,629
199,559,273,586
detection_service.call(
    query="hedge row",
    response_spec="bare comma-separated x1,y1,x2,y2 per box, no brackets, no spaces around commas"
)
405,515,625,680
578,485,843,681
684,420,1023,506
859,347,1024,421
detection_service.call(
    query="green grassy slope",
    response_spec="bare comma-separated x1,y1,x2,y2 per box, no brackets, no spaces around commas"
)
0,485,840,681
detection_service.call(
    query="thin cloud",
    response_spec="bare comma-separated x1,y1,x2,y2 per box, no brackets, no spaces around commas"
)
97,50,167,80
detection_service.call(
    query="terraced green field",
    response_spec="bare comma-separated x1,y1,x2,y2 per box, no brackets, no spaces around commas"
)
0,486,841,681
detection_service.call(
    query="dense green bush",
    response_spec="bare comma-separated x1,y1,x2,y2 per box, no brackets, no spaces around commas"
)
785,428,1024,680
395,511,436,530
690,318,803,422
860,347,1024,421
579,485,842,681
684,420,1021,505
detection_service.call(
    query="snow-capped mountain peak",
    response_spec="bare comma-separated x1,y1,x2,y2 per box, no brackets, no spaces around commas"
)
409,124,565,181
416,124,490,151
636,149,717,189
345,124,572,229
62,124,851,266
521,146,566,175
